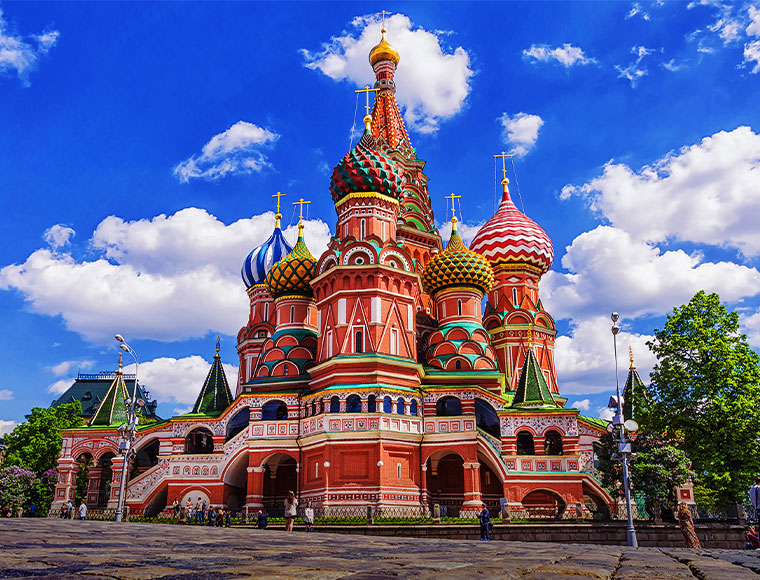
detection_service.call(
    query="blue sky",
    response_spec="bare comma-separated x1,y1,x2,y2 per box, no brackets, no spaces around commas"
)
1,1,759,431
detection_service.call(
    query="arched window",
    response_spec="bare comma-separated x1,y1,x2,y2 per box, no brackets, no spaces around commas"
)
457,299,462,316
383,396,392,413
346,394,362,413
435,396,462,417
311,401,316,416
185,427,214,454
282,364,289,376
512,288,517,306
264,302,269,320
516,430,535,455
290,305,295,323
354,330,363,353
410,400,418,416
316,400,322,414
396,397,405,415
368,395,377,413
475,399,500,439
261,400,288,421
545,430,564,456
330,396,341,414
360,218,366,240
455,359,462,370
226,408,250,441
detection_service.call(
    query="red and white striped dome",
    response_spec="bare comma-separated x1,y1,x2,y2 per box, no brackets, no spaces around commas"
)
470,179,554,275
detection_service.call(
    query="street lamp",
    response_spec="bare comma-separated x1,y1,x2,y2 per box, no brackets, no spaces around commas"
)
114,334,140,523
609,312,638,548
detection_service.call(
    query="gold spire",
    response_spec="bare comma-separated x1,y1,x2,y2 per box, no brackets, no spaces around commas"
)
272,192,285,228
445,192,461,232
293,197,311,233
527,324,534,349
116,352,123,375
494,151,513,193
629,346,636,369
355,85,378,131
216,335,221,357
369,11,400,66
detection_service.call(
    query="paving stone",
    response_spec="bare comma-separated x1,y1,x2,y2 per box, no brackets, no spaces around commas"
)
614,567,696,580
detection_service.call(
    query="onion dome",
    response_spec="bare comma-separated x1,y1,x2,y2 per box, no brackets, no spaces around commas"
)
265,224,316,299
369,24,399,66
422,218,494,297
470,178,554,275
330,129,403,202
241,213,293,289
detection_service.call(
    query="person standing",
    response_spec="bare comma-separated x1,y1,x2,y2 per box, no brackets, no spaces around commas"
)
67,500,74,519
256,510,268,529
194,498,203,524
78,500,87,521
304,501,314,532
185,497,193,523
172,497,180,518
29,504,36,518
478,504,491,541
750,477,760,523
284,491,298,532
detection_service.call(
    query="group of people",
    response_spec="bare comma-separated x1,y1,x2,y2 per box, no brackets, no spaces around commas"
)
2,505,32,518
254,491,314,532
173,497,231,527
58,500,87,520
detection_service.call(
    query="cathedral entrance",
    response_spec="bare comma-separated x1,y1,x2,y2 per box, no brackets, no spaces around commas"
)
223,452,249,511
425,452,465,517
522,490,566,519
261,453,298,516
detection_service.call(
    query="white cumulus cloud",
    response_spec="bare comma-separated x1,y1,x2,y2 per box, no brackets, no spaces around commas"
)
0,7,59,86
49,359,95,376
560,127,760,257
542,225,760,322
499,113,544,157
523,43,596,67
615,45,654,87
0,389,13,401
570,398,591,411
748,6,760,37
598,407,615,422
122,356,238,407
742,308,760,348
744,40,760,73
301,13,473,134
47,378,74,395
0,419,18,435
43,225,75,249
173,121,279,183
0,208,331,344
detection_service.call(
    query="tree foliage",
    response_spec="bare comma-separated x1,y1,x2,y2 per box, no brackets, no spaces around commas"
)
1,402,83,475
0,466,36,511
644,290,760,503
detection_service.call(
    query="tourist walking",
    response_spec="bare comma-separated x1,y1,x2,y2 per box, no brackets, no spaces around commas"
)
479,504,491,541
67,500,74,519
256,510,268,529
750,477,760,523
194,498,203,524
172,497,180,518
284,490,298,532
304,501,314,532
224,508,231,528
78,500,87,521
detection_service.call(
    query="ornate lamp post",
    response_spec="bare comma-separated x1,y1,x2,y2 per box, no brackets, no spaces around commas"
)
113,334,144,522
609,313,638,548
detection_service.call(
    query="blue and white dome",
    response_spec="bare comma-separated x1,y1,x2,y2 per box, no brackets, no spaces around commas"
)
242,224,293,289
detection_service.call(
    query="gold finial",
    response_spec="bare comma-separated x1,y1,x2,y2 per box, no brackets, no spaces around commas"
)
272,192,285,228
494,151,513,192
629,346,635,369
377,10,391,33
527,324,534,349
293,197,311,232
445,193,461,232
355,85,378,131
117,352,123,375
216,335,221,355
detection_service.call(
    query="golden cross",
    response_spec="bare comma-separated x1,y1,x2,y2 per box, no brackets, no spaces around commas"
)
445,193,461,222
272,191,285,215
493,151,514,181
293,197,311,224
377,10,391,31
355,85,378,117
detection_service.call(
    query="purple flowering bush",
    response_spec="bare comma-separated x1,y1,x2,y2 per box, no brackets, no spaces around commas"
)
0,466,37,511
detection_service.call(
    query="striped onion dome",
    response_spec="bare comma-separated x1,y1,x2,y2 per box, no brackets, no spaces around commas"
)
422,221,494,297
470,179,553,275
265,227,317,299
241,221,293,289
330,129,403,202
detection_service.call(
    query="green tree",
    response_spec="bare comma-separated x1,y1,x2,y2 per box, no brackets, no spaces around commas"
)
0,466,37,513
644,290,760,503
2,402,83,475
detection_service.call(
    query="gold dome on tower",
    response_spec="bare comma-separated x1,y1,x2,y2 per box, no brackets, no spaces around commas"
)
369,21,399,67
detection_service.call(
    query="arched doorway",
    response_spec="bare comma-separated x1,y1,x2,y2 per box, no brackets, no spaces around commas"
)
478,455,503,513
426,452,464,517
475,399,500,438
95,452,115,507
262,400,288,421
185,427,214,454
226,408,250,441
74,452,93,506
262,454,298,516
583,486,611,520
516,430,535,455
223,452,249,511
522,490,566,519
436,396,462,416
132,439,160,477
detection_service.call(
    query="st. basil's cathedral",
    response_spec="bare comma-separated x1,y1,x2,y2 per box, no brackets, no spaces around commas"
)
53,23,632,518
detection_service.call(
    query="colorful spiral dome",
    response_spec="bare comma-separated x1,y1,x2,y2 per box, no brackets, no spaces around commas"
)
422,222,494,297
329,130,403,202
241,221,293,289
265,228,317,299
470,179,554,275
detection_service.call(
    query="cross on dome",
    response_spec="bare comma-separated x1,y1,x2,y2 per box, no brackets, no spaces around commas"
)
272,191,285,228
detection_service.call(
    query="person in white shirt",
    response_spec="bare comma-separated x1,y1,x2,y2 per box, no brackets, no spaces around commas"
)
78,500,87,521
304,501,314,532
750,477,760,522
284,490,298,532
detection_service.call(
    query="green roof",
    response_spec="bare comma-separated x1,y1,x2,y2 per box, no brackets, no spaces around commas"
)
623,363,648,421
51,373,158,420
89,370,129,426
192,341,233,415
511,348,558,408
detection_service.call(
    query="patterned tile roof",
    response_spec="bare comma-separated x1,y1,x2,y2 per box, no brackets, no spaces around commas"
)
88,367,130,427
192,340,233,415
422,226,494,296
511,347,558,408
265,230,317,299
241,224,293,289
330,130,403,202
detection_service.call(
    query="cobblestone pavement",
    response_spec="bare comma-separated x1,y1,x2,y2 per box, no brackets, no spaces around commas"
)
1,520,759,579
